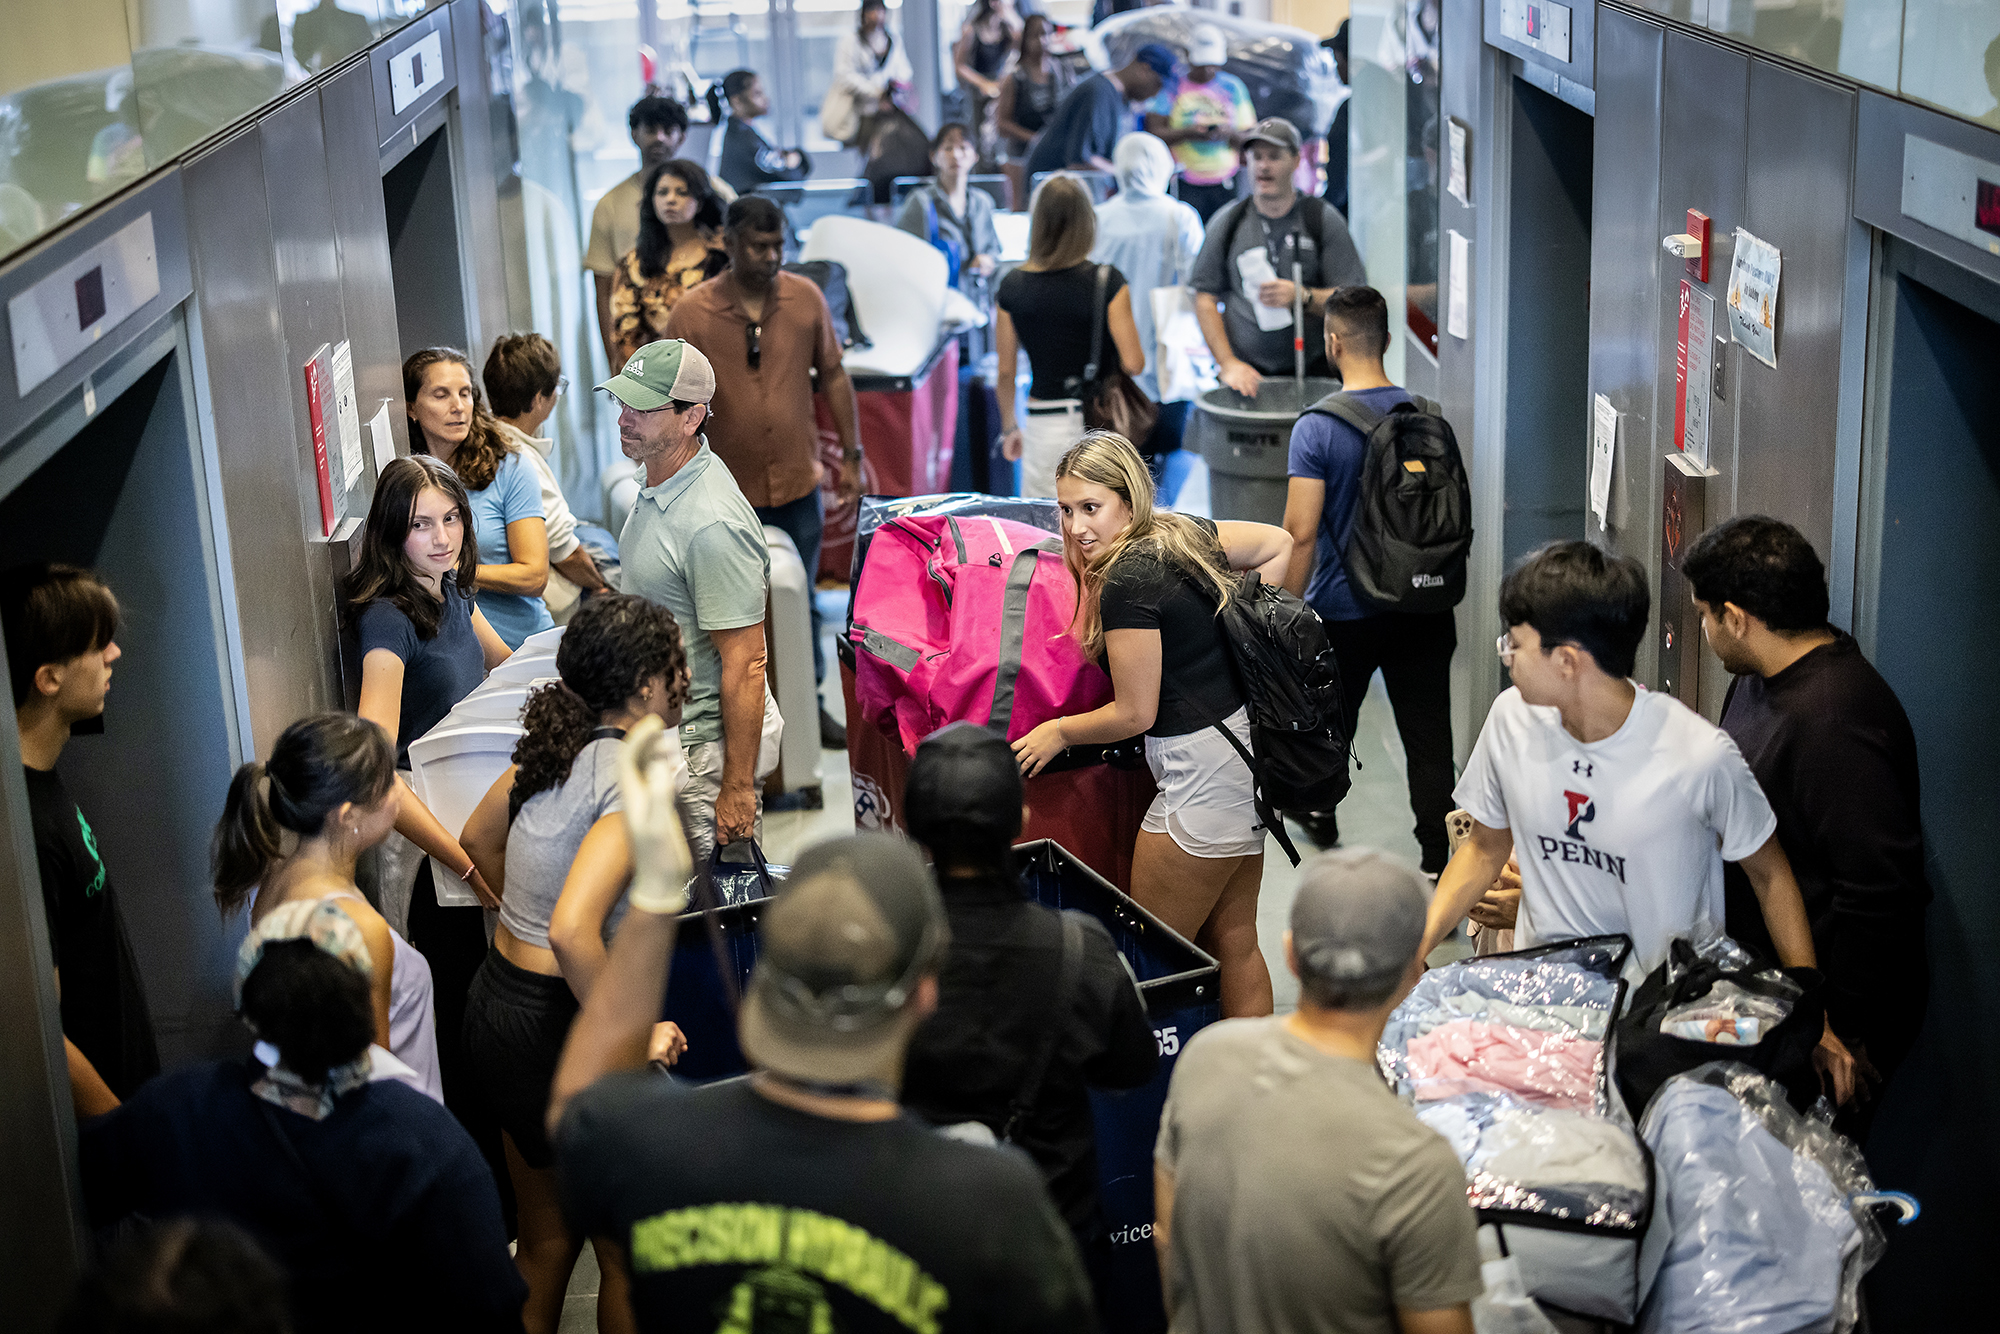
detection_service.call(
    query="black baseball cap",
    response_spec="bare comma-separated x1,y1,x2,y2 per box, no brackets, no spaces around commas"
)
904,722,1024,845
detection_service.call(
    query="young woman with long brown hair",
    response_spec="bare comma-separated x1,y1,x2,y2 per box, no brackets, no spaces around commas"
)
996,175,1144,497
345,454,511,1144
404,346,552,649
1012,431,1292,1016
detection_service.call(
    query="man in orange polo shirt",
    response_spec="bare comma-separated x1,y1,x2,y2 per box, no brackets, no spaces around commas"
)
667,195,860,748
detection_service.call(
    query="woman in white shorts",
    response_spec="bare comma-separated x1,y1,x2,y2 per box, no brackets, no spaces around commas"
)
1013,431,1292,1016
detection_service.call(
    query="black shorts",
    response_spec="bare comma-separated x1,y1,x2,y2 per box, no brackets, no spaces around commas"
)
463,950,579,1170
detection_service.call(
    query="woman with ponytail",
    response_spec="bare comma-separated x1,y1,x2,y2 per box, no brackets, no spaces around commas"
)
457,593,689,1334
211,714,442,1102
1012,431,1293,1018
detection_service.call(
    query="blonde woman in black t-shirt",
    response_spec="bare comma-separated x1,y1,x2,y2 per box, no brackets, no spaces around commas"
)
1013,432,1292,1017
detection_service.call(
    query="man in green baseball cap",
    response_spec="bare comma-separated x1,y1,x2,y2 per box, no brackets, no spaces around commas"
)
596,336,719,412
601,338,778,866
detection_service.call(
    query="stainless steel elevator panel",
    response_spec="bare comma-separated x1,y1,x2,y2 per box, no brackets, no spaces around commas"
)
184,131,343,755
1654,34,1748,712
1735,66,1855,559
321,60,410,471
263,94,364,536
1588,7,1665,681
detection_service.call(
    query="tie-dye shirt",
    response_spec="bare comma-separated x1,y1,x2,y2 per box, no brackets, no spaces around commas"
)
1147,71,1256,184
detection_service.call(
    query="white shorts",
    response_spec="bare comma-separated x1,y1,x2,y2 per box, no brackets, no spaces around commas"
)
1141,707,1265,859
1019,399,1083,498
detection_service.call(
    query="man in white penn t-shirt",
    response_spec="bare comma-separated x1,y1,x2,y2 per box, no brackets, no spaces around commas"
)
1418,541,1854,1103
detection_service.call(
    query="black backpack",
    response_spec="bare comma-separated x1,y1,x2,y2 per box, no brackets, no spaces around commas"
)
1305,392,1473,614
782,260,871,350
1191,571,1351,867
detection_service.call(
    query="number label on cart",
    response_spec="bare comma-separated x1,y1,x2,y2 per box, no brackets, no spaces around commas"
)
1155,1026,1181,1056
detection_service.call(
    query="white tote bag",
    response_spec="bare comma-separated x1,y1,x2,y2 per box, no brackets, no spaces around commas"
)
1151,284,1218,403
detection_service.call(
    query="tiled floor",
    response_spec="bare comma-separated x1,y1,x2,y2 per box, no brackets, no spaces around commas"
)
557,581,1463,1330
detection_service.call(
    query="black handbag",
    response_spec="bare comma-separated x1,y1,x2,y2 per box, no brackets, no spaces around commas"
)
1614,936,1825,1118
1078,264,1161,452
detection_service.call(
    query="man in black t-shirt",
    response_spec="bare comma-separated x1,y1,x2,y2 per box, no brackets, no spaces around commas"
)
553,820,1098,1333
3,563,158,1103
1685,517,1929,1134
898,724,1157,1264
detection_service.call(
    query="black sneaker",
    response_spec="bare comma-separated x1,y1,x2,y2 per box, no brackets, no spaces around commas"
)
1294,810,1341,849
819,708,848,751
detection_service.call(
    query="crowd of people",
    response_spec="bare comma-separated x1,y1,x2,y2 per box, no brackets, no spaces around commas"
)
8,21,1933,1334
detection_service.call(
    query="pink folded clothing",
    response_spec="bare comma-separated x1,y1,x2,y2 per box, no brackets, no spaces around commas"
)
1404,1019,1604,1111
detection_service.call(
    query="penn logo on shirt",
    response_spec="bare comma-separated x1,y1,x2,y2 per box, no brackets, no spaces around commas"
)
1534,788,1627,883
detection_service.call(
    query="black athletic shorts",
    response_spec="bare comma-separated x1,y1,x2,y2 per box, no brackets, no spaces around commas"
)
462,949,579,1170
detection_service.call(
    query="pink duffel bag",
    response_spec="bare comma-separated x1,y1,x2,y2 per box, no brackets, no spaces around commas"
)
849,514,1111,752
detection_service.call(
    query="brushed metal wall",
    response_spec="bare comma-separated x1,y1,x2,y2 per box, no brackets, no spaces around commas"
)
1586,11,1863,716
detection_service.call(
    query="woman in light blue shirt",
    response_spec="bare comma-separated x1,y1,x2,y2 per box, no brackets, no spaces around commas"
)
403,347,553,649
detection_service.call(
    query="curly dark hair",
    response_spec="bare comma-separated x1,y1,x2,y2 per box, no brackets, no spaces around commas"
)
404,347,508,491
508,594,689,822
1681,515,1830,633
636,160,729,280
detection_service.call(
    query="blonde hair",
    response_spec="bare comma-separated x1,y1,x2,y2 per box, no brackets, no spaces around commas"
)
1023,175,1097,272
1056,431,1234,659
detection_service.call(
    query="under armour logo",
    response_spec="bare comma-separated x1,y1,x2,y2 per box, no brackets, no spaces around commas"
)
1572,760,1594,778
1563,790,1597,841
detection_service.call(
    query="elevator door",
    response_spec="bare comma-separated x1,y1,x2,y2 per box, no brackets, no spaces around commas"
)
1502,77,1593,568
0,348,244,1070
1860,252,2000,1331
384,126,471,358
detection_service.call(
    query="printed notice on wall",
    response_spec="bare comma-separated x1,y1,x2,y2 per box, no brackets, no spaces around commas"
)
1591,394,1616,529
330,341,365,493
1727,229,1781,367
1447,230,1471,340
367,402,396,473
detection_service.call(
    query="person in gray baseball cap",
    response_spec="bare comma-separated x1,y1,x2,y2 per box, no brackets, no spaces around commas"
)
1189,109,1367,398
1153,847,1483,1334
550,809,1098,1330
601,337,779,869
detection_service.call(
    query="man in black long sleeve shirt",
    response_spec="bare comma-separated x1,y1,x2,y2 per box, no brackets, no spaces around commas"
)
1686,518,1930,1125
897,724,1159,1258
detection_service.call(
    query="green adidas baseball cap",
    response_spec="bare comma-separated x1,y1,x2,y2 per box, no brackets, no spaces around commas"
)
596,338,716,411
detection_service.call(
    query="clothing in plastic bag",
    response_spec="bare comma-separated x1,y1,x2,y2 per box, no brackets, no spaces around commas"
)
1661,979,1795,1045
1418,1092,1648,1227
1638,1062,1886,1334
1382,937,1659,1323
1380,938,1625,1113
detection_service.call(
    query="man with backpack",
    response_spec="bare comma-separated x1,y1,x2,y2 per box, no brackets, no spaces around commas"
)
896,723,1158,1295
1190,117,1367,398
1281,287,1466,875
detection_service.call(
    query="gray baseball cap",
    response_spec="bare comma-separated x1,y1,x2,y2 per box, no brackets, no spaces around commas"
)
596,338,715,411
1290,848,1429,994
1242,116,1303,156
739,834,950,1088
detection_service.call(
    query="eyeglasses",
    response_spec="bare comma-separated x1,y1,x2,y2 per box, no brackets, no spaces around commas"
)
554,374,569,398
745,322,762,370
1495,633,1517,666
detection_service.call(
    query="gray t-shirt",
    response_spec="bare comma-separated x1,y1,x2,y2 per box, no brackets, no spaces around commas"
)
499,738,626,949
1155,1017,1483,1334
618,443,771,749
1189,196,1367,376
